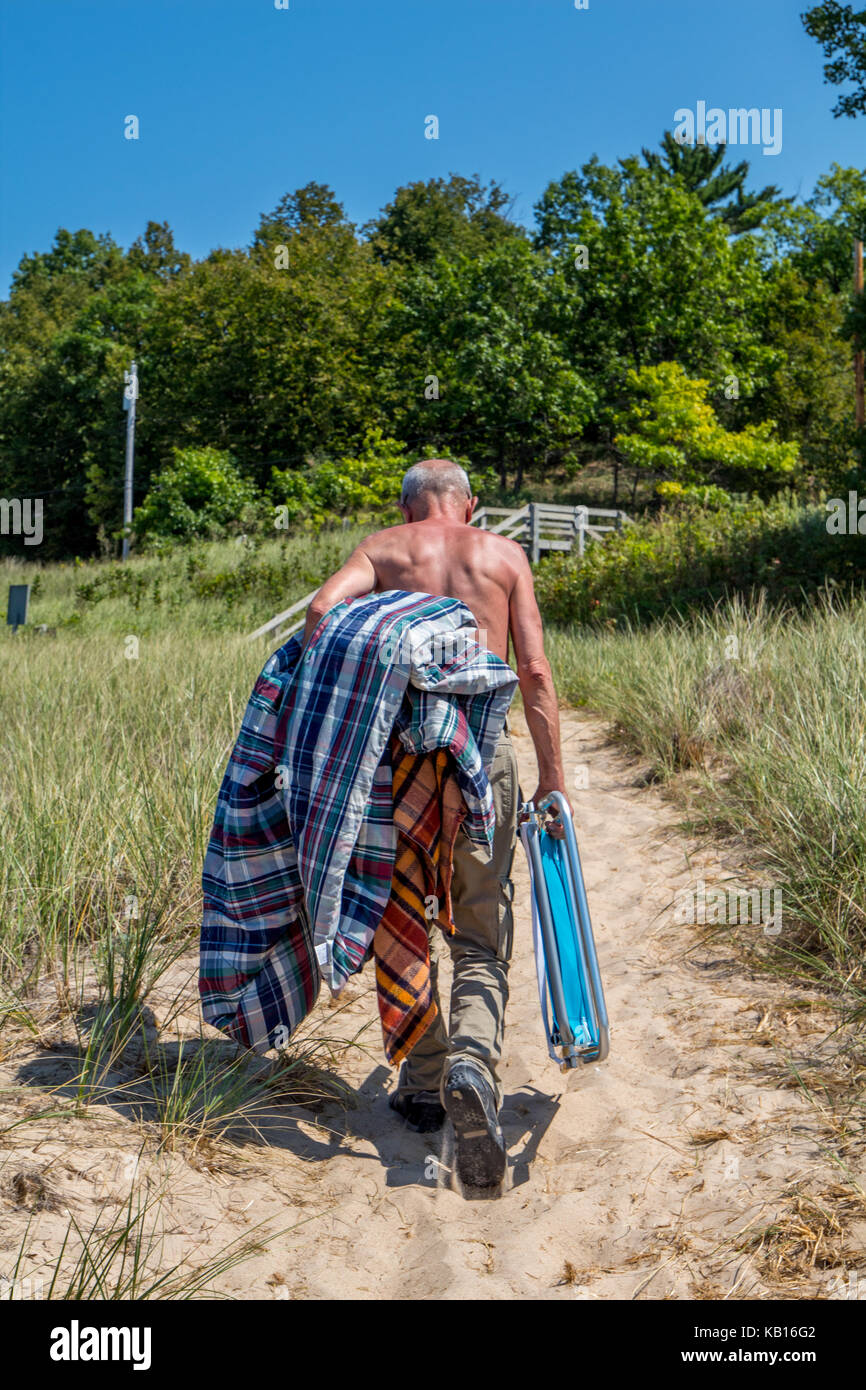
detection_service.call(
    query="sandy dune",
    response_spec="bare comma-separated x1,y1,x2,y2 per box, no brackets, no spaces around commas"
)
1,708,859,1300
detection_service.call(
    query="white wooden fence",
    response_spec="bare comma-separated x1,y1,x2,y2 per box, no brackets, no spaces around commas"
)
473,502,629,563
247,501,630,643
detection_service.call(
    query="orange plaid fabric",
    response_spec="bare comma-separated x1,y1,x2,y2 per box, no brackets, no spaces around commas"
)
373,734,467,1066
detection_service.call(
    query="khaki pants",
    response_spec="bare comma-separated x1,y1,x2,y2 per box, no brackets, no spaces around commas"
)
396,728,520,1111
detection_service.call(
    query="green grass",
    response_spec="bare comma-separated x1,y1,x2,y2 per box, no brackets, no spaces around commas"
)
0,628,262,995
4,537,865,1021
1,525,365,638
7,1185,287,1299
546,593,866,1005
2,515,865,1197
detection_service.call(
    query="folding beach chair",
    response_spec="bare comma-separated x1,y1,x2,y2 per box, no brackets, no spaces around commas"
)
519,792,610,1070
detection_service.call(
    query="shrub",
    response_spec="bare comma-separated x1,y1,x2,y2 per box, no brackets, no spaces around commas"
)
613,362,799,491
271,426,407,528
655,481,737,509
534,492,866,626
134,447,258,546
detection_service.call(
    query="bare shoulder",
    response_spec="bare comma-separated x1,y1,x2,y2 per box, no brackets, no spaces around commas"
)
481,529,531,583
354,522,411,556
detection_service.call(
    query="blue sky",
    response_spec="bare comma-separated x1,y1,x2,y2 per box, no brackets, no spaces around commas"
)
1,0,863,293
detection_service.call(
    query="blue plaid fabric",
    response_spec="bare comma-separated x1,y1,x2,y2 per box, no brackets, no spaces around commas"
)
199,590,517,1054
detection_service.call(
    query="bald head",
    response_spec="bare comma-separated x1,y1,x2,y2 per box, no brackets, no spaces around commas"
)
400,459,473,520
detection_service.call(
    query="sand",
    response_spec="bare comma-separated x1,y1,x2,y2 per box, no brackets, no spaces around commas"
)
1,708,862,1300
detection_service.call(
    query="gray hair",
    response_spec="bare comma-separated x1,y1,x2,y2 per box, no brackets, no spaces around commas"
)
400,460,472,508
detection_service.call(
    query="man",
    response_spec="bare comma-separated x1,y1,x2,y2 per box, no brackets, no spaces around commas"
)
303,459,569,1188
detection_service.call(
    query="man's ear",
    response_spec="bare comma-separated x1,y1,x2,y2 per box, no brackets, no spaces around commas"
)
466,495,479,522
398,501,411,523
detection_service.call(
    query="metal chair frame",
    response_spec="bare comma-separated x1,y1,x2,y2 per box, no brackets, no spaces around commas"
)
519,791,610,1069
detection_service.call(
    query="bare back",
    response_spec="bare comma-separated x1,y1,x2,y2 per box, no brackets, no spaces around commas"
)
358,519,524,661
304,493,565,803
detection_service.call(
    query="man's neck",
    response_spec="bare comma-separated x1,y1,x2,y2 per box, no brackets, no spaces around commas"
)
408,511,469,525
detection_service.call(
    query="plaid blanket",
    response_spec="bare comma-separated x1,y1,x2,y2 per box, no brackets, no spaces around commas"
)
374,737,465,1065
199,590,517,1055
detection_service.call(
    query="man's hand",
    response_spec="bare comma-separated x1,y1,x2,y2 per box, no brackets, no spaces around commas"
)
530,781,573,839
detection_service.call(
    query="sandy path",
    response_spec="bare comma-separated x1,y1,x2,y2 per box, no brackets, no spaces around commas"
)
1,708,854,1300
216,708,848,1300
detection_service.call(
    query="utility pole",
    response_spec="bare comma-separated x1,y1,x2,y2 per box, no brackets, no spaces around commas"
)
854,240,865,431
122,360,138,561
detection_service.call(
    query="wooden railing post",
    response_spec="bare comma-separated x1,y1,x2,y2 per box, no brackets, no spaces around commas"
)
528,503,540,564
575,505,587,558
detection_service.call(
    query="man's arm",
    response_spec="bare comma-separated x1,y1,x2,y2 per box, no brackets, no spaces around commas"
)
508,550,570,817
302,546,377,646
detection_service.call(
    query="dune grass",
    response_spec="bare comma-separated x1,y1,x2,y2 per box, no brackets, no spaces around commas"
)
6,1185,286,1299
4,559,865,1033
545,592,866,1008
0,525,364,638
0,628,260,992
2,538,865,1271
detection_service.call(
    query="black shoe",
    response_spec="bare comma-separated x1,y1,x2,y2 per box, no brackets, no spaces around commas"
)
389,1089,446,1134
442,1060,506,1190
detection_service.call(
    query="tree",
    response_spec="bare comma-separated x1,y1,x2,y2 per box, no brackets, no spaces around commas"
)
127,220,191,280
744,264,854,486
760,164,866,291
639,131,785,234
802,2,866,117
252,182,352,248
364,173,524,267
271,426,409,527
10,227,126,294
379,238,594,490
533,157,773,441
0,229,157,558
141,233,391,488
613,362,799,494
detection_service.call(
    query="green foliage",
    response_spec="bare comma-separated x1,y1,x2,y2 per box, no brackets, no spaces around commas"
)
0,152,862,561
381,238,594,488
533,157,774,439
533,493,864,626
741,260,855,482
271,426,407,527
364,173,523,267
763,164,866,292
126,220,192,280
654,480,737,508
133,447,258,546
802,2,866,118
640,132,785,234
613,363,799,489
253,181,352,245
